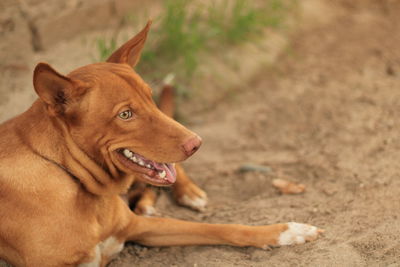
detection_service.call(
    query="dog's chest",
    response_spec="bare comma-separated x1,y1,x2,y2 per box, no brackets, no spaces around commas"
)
79,236,124,267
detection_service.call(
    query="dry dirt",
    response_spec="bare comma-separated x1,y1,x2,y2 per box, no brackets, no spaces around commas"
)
2,0,400,266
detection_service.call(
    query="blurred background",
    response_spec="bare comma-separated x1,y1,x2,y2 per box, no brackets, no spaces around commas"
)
2,0,400,266
0,0,293,122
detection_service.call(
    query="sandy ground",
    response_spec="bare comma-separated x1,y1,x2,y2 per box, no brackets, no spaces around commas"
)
1,0,400,266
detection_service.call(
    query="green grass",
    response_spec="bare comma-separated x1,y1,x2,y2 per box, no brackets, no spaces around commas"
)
207,0,278,44
96,38,117,62
96,0,291,87
139,0,205,79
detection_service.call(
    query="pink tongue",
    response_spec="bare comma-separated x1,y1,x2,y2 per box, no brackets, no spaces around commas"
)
164,164,176,183
153,162,176,183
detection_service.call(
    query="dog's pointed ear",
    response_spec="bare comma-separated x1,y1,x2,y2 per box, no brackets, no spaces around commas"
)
106,20,152,67
33,63,88,115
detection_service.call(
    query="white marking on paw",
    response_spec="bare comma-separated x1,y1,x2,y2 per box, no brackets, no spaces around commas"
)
179,194,207,211
278,222,319,246
141,205,157,217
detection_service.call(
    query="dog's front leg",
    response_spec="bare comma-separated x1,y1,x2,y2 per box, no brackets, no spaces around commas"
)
172,163,208,211
125,215,322,249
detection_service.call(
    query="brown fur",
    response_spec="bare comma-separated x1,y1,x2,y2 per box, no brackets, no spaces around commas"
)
0,21,320,267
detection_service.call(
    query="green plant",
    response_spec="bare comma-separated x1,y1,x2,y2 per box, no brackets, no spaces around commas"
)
96,0,291,85
96,37,117,62
137,0,206,83
208,0,288,44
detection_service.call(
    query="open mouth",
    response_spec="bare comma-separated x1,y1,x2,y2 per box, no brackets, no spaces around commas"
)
115,148,177,185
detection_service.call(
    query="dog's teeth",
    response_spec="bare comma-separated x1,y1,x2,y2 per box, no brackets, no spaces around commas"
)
159,170,166,179
138,160,145,166
146,164,152,169
123,149,132,158
132,156,138,162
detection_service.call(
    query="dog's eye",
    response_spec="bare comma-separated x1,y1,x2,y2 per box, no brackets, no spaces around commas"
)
118,110,133,120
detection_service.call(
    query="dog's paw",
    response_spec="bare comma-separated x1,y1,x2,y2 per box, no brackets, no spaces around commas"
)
277,222,324,246
134,205,159,217
178,194,207,211
174,182,208,212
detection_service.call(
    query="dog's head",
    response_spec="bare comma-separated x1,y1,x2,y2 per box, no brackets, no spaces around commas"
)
32,21,201,186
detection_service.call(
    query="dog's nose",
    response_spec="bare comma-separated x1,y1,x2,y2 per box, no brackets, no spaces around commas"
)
182,135,202,156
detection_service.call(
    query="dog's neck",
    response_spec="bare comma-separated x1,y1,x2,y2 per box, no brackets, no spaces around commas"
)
19,101,134,196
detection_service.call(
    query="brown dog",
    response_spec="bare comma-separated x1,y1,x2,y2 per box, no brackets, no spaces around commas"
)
0,22,322,267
